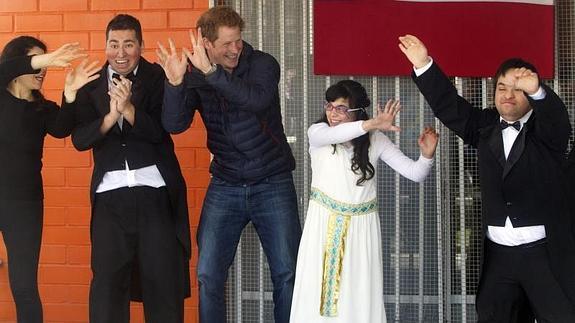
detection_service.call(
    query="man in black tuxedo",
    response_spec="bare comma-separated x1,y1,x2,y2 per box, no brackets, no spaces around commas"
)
68,14,190,322
398,35,575,322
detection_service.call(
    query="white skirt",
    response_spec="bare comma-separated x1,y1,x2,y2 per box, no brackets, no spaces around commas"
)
290,199,387,323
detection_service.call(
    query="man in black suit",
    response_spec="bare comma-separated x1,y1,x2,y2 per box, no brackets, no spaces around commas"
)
68,14,190,323
398,35,575,322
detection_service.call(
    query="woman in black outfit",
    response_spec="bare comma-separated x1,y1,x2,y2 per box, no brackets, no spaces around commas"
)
0,36,100,323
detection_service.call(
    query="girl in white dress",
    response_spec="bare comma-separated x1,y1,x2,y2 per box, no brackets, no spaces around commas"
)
290,80,438,323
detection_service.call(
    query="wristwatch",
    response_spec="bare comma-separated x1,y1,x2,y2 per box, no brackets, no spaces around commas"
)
203,63,217,77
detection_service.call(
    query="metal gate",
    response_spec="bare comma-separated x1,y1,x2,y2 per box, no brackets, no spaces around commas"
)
211,0,575,321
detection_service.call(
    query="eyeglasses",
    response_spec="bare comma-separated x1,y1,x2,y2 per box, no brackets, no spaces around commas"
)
324,102,363,114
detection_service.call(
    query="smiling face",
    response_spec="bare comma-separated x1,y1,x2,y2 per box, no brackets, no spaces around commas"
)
205,26,243,73
326,97,357,127
494,72,532,121
14,46,46,91
105,29,141,75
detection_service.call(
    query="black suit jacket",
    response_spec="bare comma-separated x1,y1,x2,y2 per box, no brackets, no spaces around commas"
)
413,62,575,305
68,57,190,300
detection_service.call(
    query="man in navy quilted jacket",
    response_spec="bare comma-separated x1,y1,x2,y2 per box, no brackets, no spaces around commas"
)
157,6,301,323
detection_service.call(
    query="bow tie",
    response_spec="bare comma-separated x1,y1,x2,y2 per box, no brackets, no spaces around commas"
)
500,120,521,131
112,72,136,82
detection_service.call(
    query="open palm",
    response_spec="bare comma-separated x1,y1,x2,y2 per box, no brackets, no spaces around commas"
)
156,38,188,86
65,59,101,92
373,99,401,132
46,42,86,68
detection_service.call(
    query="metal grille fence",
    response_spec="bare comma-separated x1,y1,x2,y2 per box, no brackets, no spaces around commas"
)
210,0,575,322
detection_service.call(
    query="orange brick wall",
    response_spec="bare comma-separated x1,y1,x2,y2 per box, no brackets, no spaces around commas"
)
0,1,209,322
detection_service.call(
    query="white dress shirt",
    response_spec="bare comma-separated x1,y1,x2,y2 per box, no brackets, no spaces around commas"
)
95,66,166,193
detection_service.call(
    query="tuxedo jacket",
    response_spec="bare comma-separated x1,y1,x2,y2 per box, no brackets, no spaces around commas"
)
68,57,190,299
413,62,575,305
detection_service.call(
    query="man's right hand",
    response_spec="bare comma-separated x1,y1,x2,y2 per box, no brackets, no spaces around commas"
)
398,35,431,69
156,38,188,86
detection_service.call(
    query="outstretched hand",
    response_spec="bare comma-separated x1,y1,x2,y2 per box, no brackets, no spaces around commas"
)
362,99,401,132
32,42,87,69
418,127,439,158
156,38,188,86
398,35,431,69
64,59,101,103
183,28,213,74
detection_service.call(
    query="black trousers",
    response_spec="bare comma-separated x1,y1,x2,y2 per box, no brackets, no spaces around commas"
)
476,239,575,323
89,186,185,323
0,199,43,323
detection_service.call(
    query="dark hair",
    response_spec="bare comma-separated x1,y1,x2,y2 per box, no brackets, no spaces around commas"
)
197,6,245,43
493,58,539,93
106,14,142,45
318,79,374,186
1,36,47,101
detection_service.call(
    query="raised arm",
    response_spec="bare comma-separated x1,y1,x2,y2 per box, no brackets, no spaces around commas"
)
529,84,571,152
157,38,199,134
204,54,279,113
398,34,496,147
0,42,86,88
63,59,101,103
179,28,279,113
309,99,402,148
308,121,367,148
46,59,101,138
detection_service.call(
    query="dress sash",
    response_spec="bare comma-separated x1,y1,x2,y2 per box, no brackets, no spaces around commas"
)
310,187,377,317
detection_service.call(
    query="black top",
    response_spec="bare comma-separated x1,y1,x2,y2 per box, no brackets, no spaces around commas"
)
0,56,75,200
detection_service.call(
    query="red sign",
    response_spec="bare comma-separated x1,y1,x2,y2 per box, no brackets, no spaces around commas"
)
314,0,554,77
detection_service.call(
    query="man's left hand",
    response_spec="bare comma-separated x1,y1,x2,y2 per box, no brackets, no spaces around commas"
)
512,67,539,95
184,27,214,75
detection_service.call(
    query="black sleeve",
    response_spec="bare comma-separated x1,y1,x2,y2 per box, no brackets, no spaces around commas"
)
529,83,571,153
0,56,39,87
126,66,166,143
413,62,497,147
45,94,75,138
161,77,200,134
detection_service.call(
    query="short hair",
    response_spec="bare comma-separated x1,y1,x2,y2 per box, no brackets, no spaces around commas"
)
197,6,245,43
106,14,143,45
493,58,540,92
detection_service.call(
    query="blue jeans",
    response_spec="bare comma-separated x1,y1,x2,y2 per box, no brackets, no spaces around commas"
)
197,172,301,323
